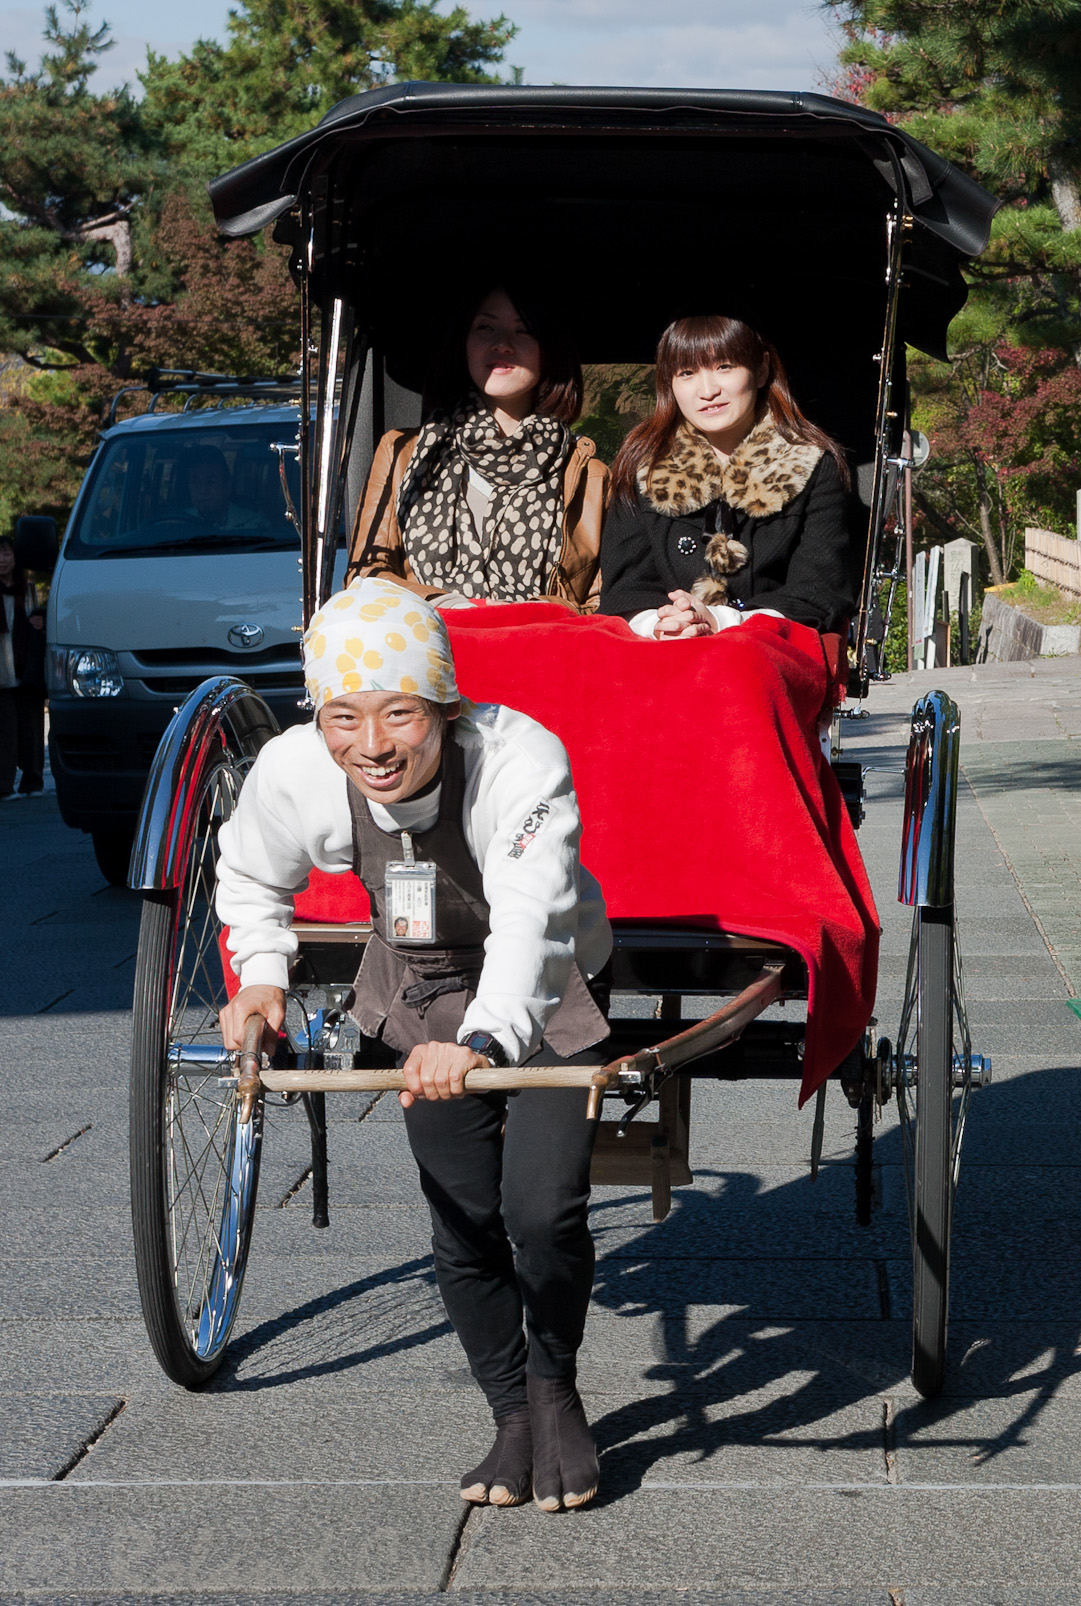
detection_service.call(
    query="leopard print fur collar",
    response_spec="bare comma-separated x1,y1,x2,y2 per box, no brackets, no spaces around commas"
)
638,415,823,519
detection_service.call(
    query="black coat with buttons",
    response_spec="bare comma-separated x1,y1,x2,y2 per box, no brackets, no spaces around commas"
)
598,441,861,635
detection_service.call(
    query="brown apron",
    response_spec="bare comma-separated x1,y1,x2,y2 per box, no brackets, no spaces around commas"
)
347,732,608,1058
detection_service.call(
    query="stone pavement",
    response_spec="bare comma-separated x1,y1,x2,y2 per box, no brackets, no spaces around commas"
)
2,657,1081,1603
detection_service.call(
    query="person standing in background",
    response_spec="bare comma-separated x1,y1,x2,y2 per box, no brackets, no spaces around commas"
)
0,535,46,798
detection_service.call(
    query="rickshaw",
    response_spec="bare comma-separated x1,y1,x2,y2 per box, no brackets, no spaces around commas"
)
126,86,999,1405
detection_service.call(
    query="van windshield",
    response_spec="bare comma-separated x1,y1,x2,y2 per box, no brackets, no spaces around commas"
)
66,422,304,557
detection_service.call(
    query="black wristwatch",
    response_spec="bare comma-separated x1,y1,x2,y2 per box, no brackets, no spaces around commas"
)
461,1030,509,1067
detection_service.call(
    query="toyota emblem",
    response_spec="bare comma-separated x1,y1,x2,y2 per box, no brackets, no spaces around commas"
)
228,623,264,649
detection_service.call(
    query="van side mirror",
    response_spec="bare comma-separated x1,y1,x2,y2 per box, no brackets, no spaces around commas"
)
14,514,59,572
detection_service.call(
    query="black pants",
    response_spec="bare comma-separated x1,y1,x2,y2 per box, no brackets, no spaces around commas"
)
402,1047,601,1420
0,686,45,796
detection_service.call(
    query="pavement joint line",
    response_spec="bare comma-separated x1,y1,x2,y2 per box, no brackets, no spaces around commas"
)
357,1090,386,1124
0,1477,459,1489
278,1166,312,1208
442,1502,480,1592
38,1123,94,1162
35,989,74,1014
882,1398,898,1486
636,1480,1081,1491
51,1399,126,1481
8,1477,1081,1493
958,763,1074,996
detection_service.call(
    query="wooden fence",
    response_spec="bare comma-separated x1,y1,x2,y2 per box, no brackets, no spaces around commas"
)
1025,526,1081,598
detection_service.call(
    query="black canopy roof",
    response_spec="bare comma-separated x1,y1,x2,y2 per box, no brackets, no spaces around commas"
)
209,84,999,453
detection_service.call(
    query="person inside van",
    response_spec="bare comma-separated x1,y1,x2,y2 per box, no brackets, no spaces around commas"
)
183,445,266,532
345,285,607,611
216,576,611,1513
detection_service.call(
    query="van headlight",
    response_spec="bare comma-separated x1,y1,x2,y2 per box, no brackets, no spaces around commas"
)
50,646,125,697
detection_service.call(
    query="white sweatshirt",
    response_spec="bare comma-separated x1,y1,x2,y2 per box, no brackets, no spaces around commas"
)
215,702,612,1066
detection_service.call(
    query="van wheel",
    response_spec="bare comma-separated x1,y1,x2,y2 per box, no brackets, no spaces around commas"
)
92,828,134,888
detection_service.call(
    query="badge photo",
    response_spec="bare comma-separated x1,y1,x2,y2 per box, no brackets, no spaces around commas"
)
385,859,438,944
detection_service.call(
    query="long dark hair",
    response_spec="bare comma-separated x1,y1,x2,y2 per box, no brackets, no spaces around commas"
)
0,536,27,637
423,283,583,425
610,314,848,503
0,536,25,593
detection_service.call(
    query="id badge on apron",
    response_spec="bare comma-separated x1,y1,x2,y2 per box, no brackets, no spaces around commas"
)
385,831,437,945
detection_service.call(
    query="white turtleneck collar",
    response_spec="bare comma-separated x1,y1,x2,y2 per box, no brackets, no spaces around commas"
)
366,785,442,836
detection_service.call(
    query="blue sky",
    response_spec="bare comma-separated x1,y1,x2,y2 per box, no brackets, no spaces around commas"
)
1,0,845,93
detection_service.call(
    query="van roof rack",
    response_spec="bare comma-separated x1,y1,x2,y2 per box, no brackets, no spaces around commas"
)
106,369,305,427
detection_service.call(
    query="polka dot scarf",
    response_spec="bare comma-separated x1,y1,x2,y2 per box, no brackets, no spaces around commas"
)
302,577,459,708
396,393,570,601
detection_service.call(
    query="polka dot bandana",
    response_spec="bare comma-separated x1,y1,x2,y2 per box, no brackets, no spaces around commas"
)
302,578,459,708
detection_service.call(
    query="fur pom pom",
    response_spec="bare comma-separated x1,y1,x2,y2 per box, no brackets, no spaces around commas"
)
691,532,748,606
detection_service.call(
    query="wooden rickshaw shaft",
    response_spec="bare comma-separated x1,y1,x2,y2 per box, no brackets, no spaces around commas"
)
581,960,787,1116
247,962,787,1118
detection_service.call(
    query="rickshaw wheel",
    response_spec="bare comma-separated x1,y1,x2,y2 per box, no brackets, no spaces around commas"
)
129,750,262,1387
895,690,972,1401
904,905,954,1399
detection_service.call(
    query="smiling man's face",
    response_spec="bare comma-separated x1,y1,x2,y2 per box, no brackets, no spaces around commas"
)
318,690,458,803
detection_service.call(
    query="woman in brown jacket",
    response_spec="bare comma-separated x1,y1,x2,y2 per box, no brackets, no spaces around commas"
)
345,286,607,611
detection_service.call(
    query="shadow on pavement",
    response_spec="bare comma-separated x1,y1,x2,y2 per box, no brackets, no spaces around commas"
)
212,1255,451,1392
194,1058,1081,1505
961,752,1081,791
584,1063,1081,1497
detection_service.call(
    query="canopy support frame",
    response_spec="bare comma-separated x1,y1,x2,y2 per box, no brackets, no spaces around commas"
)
854,171,910,690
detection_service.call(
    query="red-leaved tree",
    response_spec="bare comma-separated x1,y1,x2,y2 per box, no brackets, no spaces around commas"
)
913,343,1081,582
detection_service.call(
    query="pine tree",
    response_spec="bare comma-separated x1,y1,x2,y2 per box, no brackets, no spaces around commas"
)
0,0,519,527
140,0,519,175
826,0,1081,579
0,0,147,366
827,0,1081,354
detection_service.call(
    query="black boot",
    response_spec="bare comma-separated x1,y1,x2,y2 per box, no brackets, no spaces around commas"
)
528,1374,599,1512
460,1405,533,1506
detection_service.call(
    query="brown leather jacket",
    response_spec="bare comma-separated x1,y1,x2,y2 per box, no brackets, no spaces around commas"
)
344,428,609,611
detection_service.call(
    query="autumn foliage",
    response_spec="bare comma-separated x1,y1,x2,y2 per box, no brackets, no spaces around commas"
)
0,0,517,528
827,0,1081,582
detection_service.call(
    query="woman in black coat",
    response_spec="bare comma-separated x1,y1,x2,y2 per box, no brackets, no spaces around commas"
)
0,534,46,798
599,315,859,639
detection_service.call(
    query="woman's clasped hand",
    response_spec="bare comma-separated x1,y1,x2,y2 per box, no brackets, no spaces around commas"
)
653,587,729,639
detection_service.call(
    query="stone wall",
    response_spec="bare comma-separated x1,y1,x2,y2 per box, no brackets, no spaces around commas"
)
977,591,1081,663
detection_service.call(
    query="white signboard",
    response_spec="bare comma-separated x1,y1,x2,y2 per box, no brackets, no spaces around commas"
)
923,546,942,640
944,538,975,617
912,550,927,669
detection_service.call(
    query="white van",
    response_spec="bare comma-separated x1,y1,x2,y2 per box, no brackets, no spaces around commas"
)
45,389,311,883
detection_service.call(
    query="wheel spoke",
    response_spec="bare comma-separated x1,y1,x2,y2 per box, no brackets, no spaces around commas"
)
132,741,266,1381
166,1085,234,1300
163,761,260,1348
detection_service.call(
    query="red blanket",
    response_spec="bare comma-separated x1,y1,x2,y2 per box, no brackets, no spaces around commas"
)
293,605,879,1102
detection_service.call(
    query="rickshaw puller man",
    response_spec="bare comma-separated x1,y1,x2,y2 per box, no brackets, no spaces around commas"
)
216,576,612,1513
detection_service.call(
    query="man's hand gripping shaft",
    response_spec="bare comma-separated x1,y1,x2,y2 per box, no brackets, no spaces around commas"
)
219,984,285,1054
